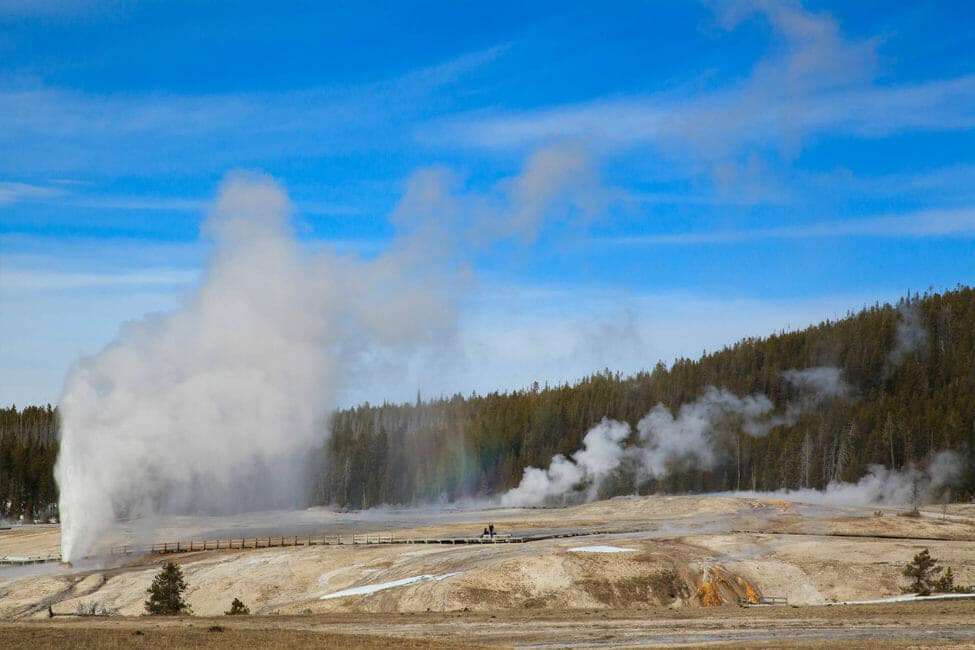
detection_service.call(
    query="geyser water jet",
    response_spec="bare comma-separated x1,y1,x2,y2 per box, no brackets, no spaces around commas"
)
54,171,454,561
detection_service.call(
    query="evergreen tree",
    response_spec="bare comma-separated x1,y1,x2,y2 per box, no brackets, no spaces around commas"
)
145,562,191,615
901,549,942,595
225,597,250,615
934,566,956,593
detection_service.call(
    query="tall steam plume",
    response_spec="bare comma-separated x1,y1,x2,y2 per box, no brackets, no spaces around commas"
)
54,172,454,561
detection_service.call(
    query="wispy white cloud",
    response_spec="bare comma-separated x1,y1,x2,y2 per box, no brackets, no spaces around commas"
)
65,196,208,211
0,43,508,175
0,87,251,136
0,0,111,18
0,234,206,276
428,97,669,151
423,1,975,192
394,42,509,93
0,181,63,205
441,75,975,150
1,268,199,291
2,187,368,215
799,164,975,201
602,208,975,245
609,163,975,210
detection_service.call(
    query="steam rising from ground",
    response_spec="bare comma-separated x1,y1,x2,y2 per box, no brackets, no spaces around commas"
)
55,173,455,562
501,386,782,507
781,366,849,401
502,367,960,508
729,450,963,507
887,301,927,371
501,419,630,506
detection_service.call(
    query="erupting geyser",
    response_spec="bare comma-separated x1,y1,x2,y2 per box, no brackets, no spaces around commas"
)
54,171,452,561
55,174,335,561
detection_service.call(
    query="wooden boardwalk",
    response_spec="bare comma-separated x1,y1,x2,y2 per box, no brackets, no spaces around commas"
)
1,528,623,567
107,529,606,557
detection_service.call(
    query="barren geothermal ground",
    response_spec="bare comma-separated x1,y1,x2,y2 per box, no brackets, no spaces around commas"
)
2,495,974,648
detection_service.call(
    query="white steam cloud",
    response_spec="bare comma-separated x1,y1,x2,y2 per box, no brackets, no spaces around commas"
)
635,387,775,479
501,367,960,508
780,366,849,401
500,419,630,507
501,382,786,507
55,172,457,562
734,449,963,507
887,301,928,371
780,365,851,423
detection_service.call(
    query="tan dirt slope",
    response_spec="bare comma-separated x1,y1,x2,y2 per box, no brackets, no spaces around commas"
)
1,495,973,622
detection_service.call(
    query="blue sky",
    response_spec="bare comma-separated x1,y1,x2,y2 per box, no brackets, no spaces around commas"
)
2,0,974,407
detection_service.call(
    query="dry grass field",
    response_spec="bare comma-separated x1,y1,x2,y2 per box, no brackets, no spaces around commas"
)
2,602,975,649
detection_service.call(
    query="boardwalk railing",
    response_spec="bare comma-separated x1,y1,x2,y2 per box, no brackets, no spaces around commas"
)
0,555,62,566
107,529,610,557
1,528,632,567
112,533,399,555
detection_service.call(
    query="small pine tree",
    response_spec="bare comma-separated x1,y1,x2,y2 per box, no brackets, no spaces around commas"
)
225,597,250,615
144,562,191,615
902,548,943,595
934,566,956,593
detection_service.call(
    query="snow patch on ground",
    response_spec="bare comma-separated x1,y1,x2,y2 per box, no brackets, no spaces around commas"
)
830,592,975,606
320,572,462,600
567,545,636,553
